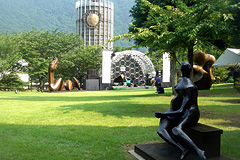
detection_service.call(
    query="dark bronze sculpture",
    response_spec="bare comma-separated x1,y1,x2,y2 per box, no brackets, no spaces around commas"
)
193,51,216,90
155,62,206,160
48,57,81,91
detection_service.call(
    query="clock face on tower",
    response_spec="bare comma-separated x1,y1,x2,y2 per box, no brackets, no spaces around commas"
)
84,10,101,28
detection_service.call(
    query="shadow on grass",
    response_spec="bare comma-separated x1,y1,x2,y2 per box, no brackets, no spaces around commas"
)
0,123,239,160
200,105,240,128
59,101,169,118
0,92,171,102
0,123,158,160
213,99,240,104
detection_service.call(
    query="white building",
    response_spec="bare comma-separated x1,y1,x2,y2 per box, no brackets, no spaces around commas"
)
76,0,114,50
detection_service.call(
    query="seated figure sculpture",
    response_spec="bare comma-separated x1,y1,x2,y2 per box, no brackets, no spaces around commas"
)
155,62,206,160
48,57,81,91
193,51,216,90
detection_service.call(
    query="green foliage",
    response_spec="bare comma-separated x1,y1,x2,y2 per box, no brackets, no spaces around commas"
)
0,32,22,74
228,0,240,48
56,46,102,82
213,67,229,83
17,29,84,89
117,0,235,64
145,51,163,71
227,76,234,83
111,0,136,47
0,73,24,90
235,78,240,92
0,0,76,33
1,28,102,89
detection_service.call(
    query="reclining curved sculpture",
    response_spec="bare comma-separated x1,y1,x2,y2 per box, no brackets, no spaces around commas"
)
193,51,216,90
48,57,81,91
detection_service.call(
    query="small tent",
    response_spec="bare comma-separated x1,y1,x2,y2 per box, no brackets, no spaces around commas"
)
213,48,240,67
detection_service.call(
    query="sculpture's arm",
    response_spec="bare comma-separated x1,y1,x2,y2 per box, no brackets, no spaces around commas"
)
155,97,190,118
155,88,194,118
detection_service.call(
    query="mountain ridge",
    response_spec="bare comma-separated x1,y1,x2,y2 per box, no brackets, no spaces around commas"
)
0,0,135,47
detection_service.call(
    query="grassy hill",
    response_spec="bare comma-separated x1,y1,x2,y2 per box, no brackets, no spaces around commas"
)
0,0,135,47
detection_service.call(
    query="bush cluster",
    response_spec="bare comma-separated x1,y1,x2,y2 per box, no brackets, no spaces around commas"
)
0,73,24,91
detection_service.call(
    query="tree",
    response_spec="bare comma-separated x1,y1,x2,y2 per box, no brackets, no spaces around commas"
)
212,67,229,83
228,0,240,48
0,73,24,91
17,29,83,90
145,50,163,71
129,0,233,63
56,46,102,83
113,0,234,94
0,32,22,76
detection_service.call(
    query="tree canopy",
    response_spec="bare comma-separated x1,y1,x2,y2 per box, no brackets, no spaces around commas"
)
115,0,236,64
0,32,22,74
112,0,239,94
0,29,102,90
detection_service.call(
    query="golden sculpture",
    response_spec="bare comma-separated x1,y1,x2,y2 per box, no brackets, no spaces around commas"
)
48,57,81,91
87,13,100,27
193,51,216,90
73,77,81,90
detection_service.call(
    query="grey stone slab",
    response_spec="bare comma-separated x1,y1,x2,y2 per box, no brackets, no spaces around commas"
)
134,143,231,160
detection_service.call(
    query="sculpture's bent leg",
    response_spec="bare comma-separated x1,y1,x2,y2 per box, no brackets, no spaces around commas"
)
171,114,206,160
65,80,73,91
73,77,81,90
48,57,65,91
157,119,188,159
49,78,64,91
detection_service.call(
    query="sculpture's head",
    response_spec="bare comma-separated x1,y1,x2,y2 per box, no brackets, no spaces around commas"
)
193,51,216,90
49,57,58,71
181,62,192,78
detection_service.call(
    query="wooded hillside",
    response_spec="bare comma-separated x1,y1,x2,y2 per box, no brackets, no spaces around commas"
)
0,0,135,47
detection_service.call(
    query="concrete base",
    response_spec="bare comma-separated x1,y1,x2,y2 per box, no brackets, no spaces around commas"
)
134,143,231,160
83,79,99,91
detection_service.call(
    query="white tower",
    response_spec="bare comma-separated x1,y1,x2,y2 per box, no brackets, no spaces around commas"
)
76,0,114,50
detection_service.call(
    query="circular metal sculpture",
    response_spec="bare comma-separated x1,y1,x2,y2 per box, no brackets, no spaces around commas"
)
87,13,99,27
83,10,101,28
111,50,155,84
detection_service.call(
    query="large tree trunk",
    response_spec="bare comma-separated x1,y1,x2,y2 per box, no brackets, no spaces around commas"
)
30,77,33,91
188,46,194,79
170,52,177,95
39,77,44,90
188,46,194,66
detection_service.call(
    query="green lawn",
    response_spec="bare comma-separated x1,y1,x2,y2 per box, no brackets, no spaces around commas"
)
0,84,239,160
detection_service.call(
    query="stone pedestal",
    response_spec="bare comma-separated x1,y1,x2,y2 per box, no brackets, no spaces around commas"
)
134,123,229,160
83,79,99,91
184,123,223,158
134,143,230,160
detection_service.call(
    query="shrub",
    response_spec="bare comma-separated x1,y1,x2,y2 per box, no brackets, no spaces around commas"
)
0,73,24,91
213,67,229,83
227,76,234,83
235,78,240,92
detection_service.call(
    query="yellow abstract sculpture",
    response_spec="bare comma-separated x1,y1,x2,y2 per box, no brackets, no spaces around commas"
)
193,51,216,90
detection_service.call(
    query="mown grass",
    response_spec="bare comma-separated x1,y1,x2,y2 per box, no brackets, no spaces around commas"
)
0,83,239,160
